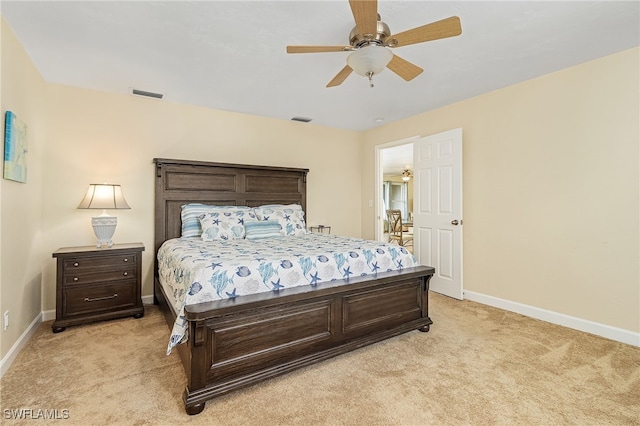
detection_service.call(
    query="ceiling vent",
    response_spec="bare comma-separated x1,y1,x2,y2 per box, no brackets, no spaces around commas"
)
291,116,312,123
130,88,164,100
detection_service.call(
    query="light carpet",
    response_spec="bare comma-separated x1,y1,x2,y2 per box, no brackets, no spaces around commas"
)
1,292,638,425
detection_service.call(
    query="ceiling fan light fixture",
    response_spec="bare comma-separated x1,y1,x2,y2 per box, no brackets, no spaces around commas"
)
347,44,393,84
402,170,412,181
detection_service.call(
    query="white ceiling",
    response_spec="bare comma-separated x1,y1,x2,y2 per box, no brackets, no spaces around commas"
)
382,143,414,175
1,1,638,133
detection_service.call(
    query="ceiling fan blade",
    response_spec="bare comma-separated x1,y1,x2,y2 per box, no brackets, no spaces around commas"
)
387,54,423,81
390,16,462,47
349,0,378,37
287,45,352,54
326,65,353,88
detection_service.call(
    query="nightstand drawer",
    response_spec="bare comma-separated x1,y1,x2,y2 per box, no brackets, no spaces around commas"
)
63,254,136,273
63,281,137,317
63,268,136,285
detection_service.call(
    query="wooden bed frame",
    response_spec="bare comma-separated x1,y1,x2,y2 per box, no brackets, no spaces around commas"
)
153,158,435,415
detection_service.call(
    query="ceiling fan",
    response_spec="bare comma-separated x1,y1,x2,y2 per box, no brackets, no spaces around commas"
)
286,0,462,88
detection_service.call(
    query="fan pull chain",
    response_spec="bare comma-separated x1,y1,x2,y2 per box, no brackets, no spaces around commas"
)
367,71,375,88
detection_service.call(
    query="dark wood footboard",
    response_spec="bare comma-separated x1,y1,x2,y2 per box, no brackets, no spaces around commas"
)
156,265,434,415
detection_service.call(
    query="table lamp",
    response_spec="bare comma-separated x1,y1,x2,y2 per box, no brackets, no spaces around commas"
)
77,184,130,248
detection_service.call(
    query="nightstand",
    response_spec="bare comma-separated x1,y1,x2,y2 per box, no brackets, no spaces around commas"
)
52,243,145,333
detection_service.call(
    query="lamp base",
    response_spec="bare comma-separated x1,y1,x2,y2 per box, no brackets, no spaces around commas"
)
91,216,117,248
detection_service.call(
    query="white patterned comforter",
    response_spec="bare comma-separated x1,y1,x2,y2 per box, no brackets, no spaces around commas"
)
158,233,417,354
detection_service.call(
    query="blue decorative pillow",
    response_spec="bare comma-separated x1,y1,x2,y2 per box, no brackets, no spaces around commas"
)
244,220,283,240
181,204,251,238
198,209,258,241
254,204,308,236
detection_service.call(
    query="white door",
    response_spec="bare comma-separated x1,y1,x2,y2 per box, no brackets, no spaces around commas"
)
413,129,463,299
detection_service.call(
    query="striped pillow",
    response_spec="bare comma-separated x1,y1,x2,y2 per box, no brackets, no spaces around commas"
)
244,220,283,240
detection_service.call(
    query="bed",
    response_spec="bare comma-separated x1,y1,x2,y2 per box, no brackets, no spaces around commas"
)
153,158,435,415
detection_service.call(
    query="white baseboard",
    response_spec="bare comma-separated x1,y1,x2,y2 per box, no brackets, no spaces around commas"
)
142,295,155,305
0,313,42,378
463,290,640,347
42,309,56,322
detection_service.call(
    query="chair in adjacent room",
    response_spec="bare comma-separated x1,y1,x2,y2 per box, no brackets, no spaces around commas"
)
386,209,413,248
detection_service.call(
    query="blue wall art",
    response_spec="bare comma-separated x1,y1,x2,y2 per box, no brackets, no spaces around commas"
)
3,111,28,183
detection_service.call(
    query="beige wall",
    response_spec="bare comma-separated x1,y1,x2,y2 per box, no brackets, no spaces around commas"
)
362,47,640,334
0,20,47,357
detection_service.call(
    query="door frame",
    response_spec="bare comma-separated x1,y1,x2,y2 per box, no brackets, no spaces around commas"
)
374,135,419,242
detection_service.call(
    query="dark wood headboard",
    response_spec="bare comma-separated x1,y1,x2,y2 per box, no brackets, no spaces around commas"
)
153,158,309,256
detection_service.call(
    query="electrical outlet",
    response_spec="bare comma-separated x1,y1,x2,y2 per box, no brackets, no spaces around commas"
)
3,311,8,331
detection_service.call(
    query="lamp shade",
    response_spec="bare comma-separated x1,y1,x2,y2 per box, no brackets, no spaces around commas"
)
77,184,130,210
347,45,393,77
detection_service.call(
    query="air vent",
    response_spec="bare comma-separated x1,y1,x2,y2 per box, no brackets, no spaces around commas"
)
130,88,164,99
291,116,312,123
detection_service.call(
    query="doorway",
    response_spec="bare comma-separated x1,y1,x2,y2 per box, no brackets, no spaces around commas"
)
376,139,415,242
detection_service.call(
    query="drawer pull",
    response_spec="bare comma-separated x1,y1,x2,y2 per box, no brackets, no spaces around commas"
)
73,277,79,282
84,293,118,302
123,258,129,262
123,272,128,277
73,262,79,267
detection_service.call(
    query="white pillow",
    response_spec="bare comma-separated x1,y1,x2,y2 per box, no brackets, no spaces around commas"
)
181,204,252,238
253,204,307,236
198,208,258,241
